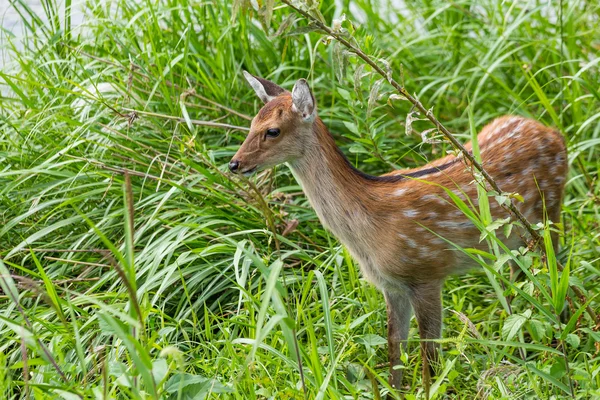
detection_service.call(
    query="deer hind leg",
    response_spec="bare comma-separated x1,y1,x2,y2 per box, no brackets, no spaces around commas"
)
409,281,443,396
384,289,412,395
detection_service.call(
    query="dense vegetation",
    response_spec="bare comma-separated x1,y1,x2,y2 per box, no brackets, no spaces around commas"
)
1,0,599,398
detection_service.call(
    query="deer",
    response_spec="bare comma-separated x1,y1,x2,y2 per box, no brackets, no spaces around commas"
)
229,71,568,395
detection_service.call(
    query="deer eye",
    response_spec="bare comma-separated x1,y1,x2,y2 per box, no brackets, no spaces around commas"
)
265,128,280,138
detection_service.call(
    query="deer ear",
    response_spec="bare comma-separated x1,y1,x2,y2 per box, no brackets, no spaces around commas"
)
243,71,286,103
292,79,316,122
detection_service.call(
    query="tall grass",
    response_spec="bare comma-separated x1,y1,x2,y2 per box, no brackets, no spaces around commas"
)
1,0,599,398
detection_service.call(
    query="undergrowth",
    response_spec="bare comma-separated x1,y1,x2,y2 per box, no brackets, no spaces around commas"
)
1,0,599,398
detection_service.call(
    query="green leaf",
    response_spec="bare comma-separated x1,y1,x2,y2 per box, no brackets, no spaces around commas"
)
562,293,599,339
333,41,348,82
549,359,566,379
247,258,284,365
486,217,511,233
0,315,36,348
356,334,387,347
564,333,580,349
314,270,336,384
544,223,566,314
503,222,514,238
494,253,512,270
97,311,129,335
337,87,351,101
527,319,546,342
343,121,359,135
284,23,321,36
367,79,384,117
353,64,365,101
272,14,295,37
258,0,275,29
52,390,81,400
502,313,527,341
30,250,67,323
526,363,571,395
152,358,170,387
164,373,233,398
349,144,367,154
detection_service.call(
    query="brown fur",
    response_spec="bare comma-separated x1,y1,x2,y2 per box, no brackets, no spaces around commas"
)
233,83,567,393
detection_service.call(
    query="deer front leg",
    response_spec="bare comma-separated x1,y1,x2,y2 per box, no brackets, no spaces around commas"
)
409,281,443,397
384,289,412,395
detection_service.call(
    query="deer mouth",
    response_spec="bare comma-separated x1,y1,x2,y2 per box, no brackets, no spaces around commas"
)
242,166,257,177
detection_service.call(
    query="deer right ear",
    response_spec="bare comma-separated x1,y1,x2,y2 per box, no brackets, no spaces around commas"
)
243,71,286,104
291,78,316,122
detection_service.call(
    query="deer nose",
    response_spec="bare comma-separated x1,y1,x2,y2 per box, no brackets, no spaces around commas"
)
229,160,240,173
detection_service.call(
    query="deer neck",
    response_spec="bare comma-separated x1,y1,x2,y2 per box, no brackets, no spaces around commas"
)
288,119,378,239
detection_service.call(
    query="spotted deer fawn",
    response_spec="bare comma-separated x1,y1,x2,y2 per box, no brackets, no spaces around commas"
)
230,72,567,393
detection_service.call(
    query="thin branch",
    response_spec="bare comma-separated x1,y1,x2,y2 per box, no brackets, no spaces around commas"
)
61,154,165,181
122,108,249,131
27,248,111,253
12,272,100,285
43,257,110,268
190,92,253,121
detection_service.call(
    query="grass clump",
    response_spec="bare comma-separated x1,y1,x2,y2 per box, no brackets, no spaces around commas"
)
1,0,600,398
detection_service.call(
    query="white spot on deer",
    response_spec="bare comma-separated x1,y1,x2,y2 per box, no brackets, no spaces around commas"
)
421,194,442,203
460,185,477,199
540,155,553,168
436,220,473,229
515,147,525,155
524,207,538,220
430,237,445,245
507,127,521,139
427,247,441,256
406,237,418,248
403,210,418,218
522,167,535,178
395,188,408,197
400,255,411,264
523,191,538,204
498,116,519,132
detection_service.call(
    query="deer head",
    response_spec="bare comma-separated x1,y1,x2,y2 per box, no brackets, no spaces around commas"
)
229,72,317,175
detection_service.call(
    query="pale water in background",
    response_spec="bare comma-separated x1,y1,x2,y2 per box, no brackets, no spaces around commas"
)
0,0,563,69
0,0,85,67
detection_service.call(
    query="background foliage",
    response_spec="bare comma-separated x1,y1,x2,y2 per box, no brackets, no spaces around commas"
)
1,0,599,398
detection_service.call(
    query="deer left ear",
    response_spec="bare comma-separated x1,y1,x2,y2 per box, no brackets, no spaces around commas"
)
292,79,316,122
243,70,286,104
